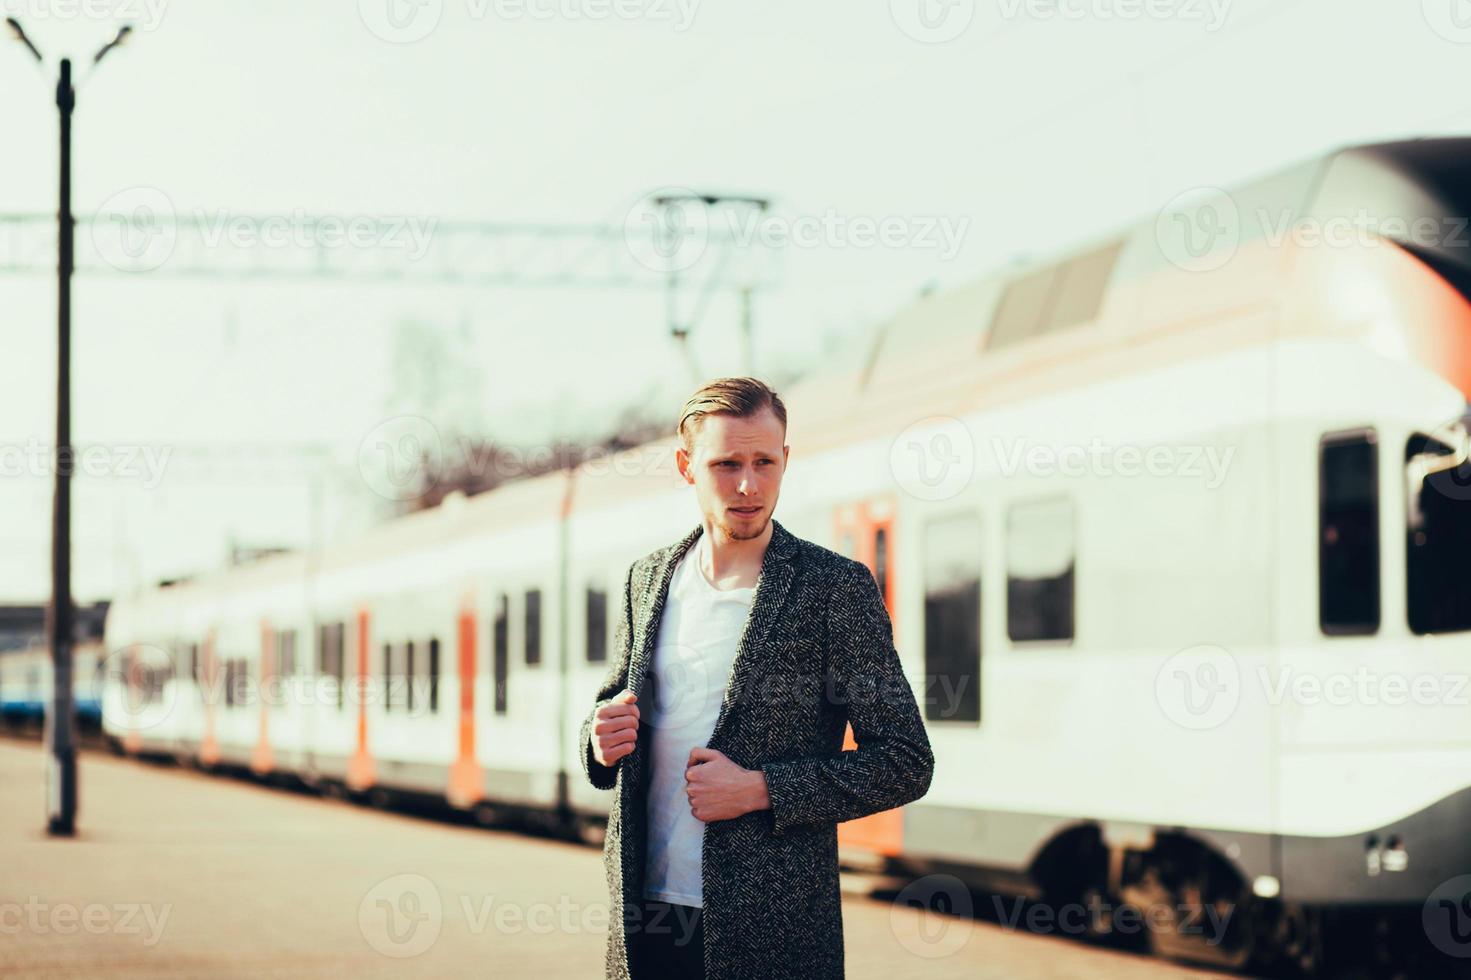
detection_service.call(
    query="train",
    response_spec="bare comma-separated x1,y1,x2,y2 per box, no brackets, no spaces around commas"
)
102,138,1471,975
0,642,104,732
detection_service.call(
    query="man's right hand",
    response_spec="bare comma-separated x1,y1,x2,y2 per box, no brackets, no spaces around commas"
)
592,689,640,768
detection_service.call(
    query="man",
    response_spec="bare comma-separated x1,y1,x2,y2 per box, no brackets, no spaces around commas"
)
578,377,935,980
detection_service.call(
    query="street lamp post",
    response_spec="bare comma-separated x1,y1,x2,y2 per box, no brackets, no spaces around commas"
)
7,17,133,837
50,51,76,839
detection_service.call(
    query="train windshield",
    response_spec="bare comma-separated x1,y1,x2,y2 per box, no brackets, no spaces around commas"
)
1406,418,1471,635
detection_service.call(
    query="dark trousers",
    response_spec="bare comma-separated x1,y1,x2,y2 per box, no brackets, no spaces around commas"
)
629,899,704,979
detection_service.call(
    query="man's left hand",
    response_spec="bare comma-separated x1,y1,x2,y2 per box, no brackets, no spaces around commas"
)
685,747,770,822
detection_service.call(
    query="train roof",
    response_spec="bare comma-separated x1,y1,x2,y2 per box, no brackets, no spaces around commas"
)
815,137,1471,449
114,138,1471,616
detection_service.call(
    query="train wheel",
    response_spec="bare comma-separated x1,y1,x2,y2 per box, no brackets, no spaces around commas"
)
1261,902,1326,978
1034,881,1132,948
1032,827,1123,948
1132,870,1258,970
1118,837,1262,972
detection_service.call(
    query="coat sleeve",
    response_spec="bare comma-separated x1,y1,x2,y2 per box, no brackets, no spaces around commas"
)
758,560,935,835
579,561,637,791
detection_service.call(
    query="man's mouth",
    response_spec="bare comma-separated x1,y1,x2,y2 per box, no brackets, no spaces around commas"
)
730,505,762,515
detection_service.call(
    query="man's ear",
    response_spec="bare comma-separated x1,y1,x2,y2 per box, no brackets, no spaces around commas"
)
675,446,694,484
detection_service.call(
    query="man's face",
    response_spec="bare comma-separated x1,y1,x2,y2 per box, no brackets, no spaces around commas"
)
676,408,789,542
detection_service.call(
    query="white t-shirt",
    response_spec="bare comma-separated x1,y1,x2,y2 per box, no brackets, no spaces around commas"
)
643,536,756,908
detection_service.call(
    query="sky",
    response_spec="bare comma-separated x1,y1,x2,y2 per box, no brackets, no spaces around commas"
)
1,0,1469,602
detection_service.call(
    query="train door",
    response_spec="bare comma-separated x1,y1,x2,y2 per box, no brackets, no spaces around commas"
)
447,596,484,807
832,495,904,857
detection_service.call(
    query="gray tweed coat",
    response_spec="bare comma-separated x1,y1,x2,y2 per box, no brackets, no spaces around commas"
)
578,518,935,980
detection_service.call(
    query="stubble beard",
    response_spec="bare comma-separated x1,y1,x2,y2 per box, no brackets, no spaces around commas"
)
718,510,769,542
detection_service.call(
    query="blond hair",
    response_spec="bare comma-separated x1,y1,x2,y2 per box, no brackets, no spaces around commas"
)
677,377,788,453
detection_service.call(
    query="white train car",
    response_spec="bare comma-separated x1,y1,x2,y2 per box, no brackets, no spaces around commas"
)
103,138,1471,972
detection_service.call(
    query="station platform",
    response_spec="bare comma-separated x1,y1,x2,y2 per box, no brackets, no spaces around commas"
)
0,738,1231,978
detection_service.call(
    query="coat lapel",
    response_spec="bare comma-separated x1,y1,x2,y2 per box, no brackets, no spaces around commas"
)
628,523,703,700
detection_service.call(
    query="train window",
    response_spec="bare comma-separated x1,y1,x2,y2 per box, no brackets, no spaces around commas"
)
382,643,394,712
319,621,345,709
275,630,296,678
1319,431,1380,635
1007,497,1076,643
406,640,417,712
923,512,982,724
492,594,508,715
586,587,608,663
984,240,1122,351
152,654,172,705
525,589,542,666
1039,240,1122,336
1406,429,1471,634
428,638,440,713
873,526,889,607
986,264,1060,350
224,658,239,708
